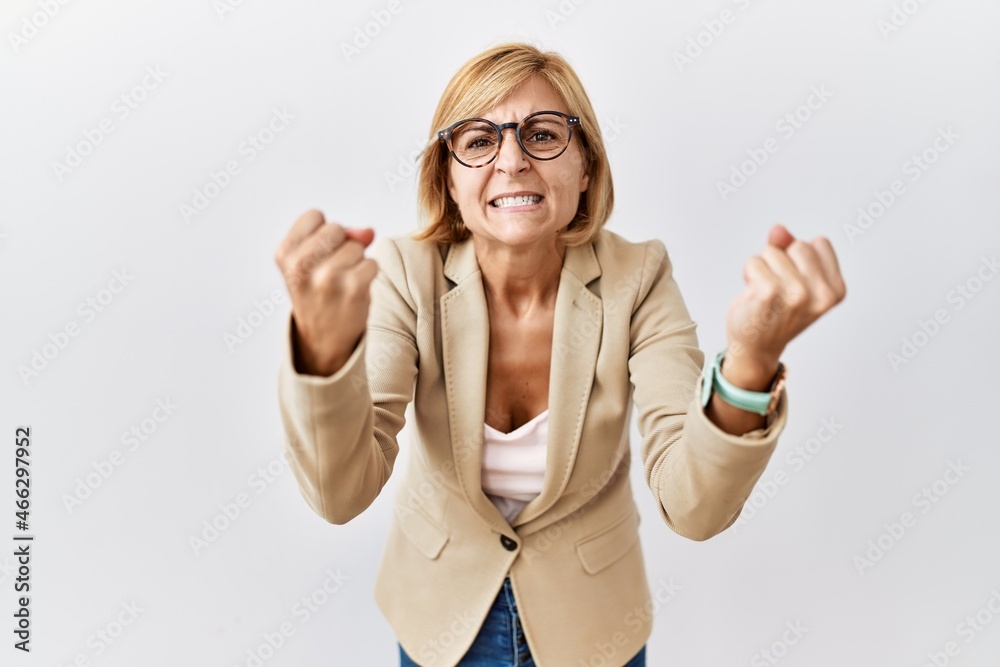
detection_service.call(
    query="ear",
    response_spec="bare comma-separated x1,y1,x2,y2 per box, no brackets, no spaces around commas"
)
580,170,590,193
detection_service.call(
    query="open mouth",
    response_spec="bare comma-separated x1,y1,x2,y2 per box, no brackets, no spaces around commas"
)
490,195,543,208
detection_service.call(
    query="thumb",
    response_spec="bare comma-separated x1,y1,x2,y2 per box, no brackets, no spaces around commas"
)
767,222,795,249
343,227,375,247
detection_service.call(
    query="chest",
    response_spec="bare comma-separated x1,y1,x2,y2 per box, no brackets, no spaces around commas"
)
484,306,554,435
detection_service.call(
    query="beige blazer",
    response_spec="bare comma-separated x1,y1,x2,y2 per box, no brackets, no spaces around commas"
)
276,227,789,667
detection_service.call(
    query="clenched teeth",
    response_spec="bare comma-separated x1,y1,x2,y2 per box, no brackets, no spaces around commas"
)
490,195,543,208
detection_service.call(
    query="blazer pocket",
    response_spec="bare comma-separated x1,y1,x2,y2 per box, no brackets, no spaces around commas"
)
575,506,640,575
397,506,450,560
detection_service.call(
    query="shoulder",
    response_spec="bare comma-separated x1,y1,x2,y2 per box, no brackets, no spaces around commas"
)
370,229,445,277
367,230,449,313
591,228,671,301
593,227,667,266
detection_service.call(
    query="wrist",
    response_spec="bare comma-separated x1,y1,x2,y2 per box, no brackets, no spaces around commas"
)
720,350,780,392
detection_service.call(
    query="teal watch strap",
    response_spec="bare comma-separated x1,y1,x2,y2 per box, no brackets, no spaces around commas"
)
700,350,784,416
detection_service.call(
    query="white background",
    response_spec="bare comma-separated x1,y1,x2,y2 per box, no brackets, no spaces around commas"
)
2,1,999,665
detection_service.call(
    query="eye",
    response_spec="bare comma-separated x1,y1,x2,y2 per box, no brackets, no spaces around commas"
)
466,134,496,150
526,130,557,143
452,122,497,153
521,117,567,147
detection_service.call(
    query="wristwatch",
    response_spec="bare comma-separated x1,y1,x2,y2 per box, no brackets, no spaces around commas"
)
700,350,787,417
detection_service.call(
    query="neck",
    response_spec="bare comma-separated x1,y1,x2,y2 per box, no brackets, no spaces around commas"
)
473,235,565,317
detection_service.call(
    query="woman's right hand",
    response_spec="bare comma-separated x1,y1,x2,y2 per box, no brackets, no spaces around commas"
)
274,209,378,377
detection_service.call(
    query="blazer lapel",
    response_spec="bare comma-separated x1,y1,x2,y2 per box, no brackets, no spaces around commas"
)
440,235,603,532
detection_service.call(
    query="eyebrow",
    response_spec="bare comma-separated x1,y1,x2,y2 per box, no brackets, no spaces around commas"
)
454,121,495,132
475,110,565,124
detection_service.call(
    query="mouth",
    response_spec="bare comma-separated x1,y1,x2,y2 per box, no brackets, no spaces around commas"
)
489,193,544,209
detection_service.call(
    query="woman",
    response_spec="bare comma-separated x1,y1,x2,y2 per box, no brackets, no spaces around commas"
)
273,43,845,667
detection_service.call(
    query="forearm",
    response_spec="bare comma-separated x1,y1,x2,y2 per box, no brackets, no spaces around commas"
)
651,363,788,541
279,322,402,525
282,398,392,525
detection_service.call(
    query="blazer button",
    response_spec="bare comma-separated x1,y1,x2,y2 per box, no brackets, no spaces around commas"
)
500,534,518,551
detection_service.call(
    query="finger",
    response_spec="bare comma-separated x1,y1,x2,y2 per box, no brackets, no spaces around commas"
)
294,219,350,265
782,240,829,295
279,209,328,257
281,222,350,291
316,238,368,275
767,222,795,249
811,237,847,301
316,254,378,299
759,244,808,301
744,254,780,292
343,227,376,247
349,256,380,285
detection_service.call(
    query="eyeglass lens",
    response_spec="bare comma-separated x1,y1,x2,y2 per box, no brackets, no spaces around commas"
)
449,113,571,166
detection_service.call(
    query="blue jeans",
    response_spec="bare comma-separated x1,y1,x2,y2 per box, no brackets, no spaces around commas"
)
399,576,646,666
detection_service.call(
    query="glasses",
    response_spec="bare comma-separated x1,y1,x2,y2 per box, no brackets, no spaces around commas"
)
437,110,581,168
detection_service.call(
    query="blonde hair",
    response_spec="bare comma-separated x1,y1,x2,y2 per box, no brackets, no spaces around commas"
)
411,42,614,247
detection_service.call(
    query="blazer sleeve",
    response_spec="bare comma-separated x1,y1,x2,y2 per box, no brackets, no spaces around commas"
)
628,239,789,541
276,236,419,525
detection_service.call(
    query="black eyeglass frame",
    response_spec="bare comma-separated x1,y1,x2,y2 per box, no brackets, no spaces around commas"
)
437,110,582,168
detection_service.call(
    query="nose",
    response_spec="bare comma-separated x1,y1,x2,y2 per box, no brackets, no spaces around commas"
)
494,127,529,174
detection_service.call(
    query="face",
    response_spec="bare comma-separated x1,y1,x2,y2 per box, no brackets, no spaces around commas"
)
445,75,590,251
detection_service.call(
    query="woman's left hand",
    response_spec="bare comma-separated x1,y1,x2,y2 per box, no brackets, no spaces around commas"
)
724,223,847,378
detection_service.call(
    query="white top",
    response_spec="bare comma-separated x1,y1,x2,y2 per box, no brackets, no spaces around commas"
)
481,409,549,523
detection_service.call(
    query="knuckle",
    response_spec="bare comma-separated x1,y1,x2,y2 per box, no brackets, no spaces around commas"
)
311,262,338,289
780,284,807,307
813,284,837,306
790,288,809,307
288,257,312,282
300,208,324,225
758,282,780,300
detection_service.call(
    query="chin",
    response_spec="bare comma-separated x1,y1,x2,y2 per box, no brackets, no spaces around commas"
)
483,221,555,244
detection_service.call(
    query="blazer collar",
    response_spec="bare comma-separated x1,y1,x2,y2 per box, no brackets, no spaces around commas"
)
439,234,603,533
